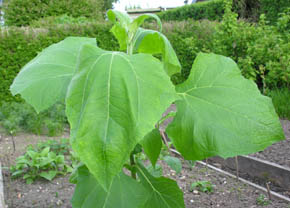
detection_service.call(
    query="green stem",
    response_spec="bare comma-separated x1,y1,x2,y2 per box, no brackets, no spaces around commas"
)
130,153,137,179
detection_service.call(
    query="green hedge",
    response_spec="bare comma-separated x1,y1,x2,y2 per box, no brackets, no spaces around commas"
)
1,16,289,103
3,0,105,26
158,0,224,21
0,22,118,103
159,0,290,23
260,0,290,23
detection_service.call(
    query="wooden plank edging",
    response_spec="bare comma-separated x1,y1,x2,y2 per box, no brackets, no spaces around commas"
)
0,162,5,208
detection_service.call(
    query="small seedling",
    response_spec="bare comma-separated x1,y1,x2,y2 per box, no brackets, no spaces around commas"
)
190,181,214,193
256,194,271,206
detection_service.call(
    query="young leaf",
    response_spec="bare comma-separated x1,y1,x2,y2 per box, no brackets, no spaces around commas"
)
163,156,182,174
66,44,177,190
107,10,132,29
141,128,162,167
107,10,132,51
133,28,181,77
166,53,284,160
39,170,57,181
10,37,96,112
136,163,185,208
130,14,162,33
71,165,147,208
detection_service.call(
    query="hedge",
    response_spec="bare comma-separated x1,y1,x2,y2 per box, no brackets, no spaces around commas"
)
3,0,105,26
0,22,118,103
159,0,290,23
158,0,224,21
1,17,289,103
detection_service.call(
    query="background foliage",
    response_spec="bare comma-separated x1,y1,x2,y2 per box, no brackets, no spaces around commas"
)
0,0,289,119
3,0,105,26
158,0,290,23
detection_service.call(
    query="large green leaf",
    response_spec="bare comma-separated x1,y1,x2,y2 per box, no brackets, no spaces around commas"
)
66,44,177,190
136,163,185,208
140,128,162,167
167,53,284,160
133,28,181,77
71,165,146,208
10,37,96,112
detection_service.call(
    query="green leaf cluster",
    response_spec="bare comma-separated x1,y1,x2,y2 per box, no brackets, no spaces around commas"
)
0,102,67,136
3,0,104,26
158,0,290,23
190,181,214,193
9,10,284,207
10,140,73,184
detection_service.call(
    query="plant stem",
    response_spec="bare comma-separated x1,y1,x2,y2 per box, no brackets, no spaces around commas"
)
130,153,137,179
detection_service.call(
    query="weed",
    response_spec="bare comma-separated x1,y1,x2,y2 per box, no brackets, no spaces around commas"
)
190,181,214,193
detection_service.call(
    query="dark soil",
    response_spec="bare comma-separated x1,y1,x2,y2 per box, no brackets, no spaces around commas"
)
1,133,290,208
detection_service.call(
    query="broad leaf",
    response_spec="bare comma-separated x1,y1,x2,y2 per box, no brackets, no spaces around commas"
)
163,156,182,174
167,53,284,160
71,165,146,208
133,28,181,77
136,163,185,208
10,37,96,112
141,128,162,167
66,44,177,190
39,170,57,181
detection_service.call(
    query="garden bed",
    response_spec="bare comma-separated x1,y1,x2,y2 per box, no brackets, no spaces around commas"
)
1,133,290,208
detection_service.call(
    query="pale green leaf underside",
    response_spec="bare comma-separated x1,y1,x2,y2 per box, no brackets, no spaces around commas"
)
136,163,185,208
163,156,182,174
10,37,96,112
167,53,284,160
141,128,162,167
66,44,177,190
133,28,181,77
71,165,146,208
131,14,162,33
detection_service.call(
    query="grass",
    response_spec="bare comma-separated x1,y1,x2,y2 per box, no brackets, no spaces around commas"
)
267,88,290,120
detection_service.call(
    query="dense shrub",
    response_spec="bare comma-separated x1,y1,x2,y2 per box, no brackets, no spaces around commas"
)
159,0,290,23
260,0,290,23
0,102,67,136
0,12,288,105
158,0,224,21
3,0,105,26
0,22,118,103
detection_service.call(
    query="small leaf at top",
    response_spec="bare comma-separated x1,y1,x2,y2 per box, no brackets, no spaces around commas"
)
107,9,132,30
166,53,284,160
10,37,96,113
130,13,162,33
133,28,181,77
141,128,162,167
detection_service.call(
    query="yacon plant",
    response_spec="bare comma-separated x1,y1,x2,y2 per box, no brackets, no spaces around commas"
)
10,10,284,207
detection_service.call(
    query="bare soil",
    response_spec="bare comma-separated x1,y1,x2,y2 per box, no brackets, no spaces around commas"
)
1,133,290,208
